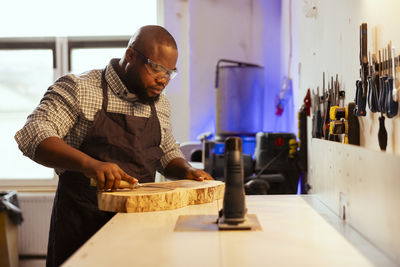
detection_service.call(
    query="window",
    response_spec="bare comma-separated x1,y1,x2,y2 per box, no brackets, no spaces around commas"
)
68,37,129,73
0,0,159,185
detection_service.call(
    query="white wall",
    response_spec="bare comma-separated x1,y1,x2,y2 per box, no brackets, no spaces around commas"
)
290,0,400,155
188,0,265,141
161,0,191,142
163,0,278,142
262,0,287,132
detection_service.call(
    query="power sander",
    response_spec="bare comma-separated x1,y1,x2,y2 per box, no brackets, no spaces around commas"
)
218,137,253,230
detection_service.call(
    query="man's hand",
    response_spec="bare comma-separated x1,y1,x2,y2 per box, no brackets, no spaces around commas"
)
35,137,138,191
186,167,213,181
83,159,138,191
164,157,214,181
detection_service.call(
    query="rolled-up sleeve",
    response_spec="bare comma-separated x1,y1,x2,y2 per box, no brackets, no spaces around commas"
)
14,75,80,160
158,98,184,169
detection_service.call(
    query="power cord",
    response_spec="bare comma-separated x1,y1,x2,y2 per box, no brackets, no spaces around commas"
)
253,148,289,179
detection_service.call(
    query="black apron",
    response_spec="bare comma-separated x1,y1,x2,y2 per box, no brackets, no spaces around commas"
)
46,68,163,267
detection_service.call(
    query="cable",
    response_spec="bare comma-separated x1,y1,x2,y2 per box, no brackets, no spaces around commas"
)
253,148,289,179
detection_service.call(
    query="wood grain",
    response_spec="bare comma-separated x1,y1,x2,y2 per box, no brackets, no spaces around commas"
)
98,180,225,213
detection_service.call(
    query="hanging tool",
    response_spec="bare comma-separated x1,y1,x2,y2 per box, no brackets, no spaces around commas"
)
322,72,327,124
379,49,388,113
303,88,311,116
377,49,388,151
329,75,344,134
338,89,346,107
368,53,380,112
327,75,340,142
323,79,332,139
328,102,359,145
334,74,346,107
347,102,360,145
328,73,358,144
354,23,368,117
393,53,400,102
311,86,323,138
378,115,387,151
330,106,347,121
386,45,398,118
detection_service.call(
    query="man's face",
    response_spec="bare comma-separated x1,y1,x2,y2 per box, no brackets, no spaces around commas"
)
125,44,178,104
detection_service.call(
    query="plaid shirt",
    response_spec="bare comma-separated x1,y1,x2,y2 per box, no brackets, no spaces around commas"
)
15,59,184,173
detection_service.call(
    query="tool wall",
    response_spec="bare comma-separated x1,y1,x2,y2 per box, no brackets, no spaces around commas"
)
290,1,400,263
290,0,400,155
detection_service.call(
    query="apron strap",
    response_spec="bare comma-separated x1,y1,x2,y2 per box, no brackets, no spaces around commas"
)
149,102,157,118
101,68,109,111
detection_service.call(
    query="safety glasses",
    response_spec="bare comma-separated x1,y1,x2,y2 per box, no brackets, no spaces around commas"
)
133,48,177,80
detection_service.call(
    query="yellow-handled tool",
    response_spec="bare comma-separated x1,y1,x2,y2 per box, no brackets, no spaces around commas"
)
89,178,140,190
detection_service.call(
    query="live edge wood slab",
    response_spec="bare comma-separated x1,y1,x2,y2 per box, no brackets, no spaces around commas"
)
97,180,225,213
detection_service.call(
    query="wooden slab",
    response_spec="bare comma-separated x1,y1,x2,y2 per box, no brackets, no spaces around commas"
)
98,180,225,213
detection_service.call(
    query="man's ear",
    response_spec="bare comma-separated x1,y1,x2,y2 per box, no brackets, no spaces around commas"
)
125,47,136,63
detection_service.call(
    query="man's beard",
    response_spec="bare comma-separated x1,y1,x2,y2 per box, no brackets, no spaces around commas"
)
134,86,160,104
125,72,160,104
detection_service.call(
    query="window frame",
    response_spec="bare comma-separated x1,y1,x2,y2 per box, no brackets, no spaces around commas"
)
67,36,129,72
0,37,57,67
0,0,163,189
0,36,130,188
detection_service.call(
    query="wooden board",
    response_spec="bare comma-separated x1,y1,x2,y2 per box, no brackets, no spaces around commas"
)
98,180,225,213
310,139,400,263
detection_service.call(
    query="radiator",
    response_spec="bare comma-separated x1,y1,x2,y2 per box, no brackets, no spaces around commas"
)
17,193,55,256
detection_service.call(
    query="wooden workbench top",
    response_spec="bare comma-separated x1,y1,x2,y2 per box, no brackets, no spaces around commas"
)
63,195,396,267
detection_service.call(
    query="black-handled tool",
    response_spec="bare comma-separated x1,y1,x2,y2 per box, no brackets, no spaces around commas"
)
386,77,398,118
218,137,253,230
378,115,387,151
324,80,333,138
355,23,368,117
360,23,369,98
314,109,323,138
379,75,388,113
311,86,323,138
368,76,379,113
386,46,398,118
222,137,245,222
368,53,380,113
347,102,360,145
329,103,359,145
354,80,367,116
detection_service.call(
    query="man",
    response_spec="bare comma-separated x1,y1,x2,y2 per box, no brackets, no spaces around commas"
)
15,25,212,266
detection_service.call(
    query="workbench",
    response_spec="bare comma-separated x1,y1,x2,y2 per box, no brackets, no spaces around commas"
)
62,195,396,267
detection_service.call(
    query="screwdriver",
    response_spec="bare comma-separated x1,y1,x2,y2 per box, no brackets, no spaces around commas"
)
386,45,398,118
367,53,379,112
378,115,387,151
